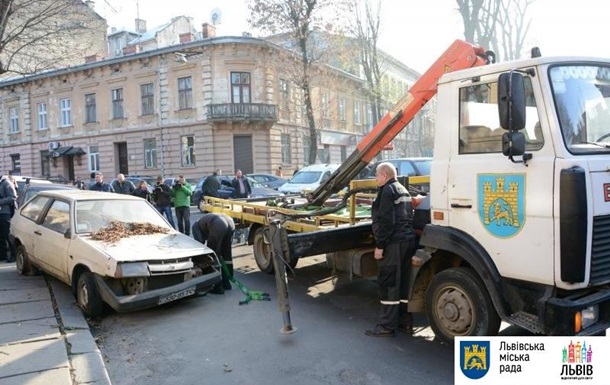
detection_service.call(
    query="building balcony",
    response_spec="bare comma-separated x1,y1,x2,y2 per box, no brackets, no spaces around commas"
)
207,103,278,124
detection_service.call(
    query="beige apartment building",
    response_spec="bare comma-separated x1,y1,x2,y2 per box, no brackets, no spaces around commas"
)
0,28,428,182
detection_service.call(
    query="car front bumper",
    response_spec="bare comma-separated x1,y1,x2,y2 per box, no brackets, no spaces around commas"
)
94,270,221,313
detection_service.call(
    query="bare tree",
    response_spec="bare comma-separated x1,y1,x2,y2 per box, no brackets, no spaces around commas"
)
248,0,352,165
0,0,106,76
455,0,534,61
352,0,384,124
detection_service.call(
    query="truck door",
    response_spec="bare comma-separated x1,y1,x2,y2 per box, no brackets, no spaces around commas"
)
446,73,556,285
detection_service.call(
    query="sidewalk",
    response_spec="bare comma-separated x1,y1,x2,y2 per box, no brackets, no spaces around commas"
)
0,263,111,385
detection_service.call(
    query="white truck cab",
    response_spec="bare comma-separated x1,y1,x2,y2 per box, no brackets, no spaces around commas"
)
411,57,610,343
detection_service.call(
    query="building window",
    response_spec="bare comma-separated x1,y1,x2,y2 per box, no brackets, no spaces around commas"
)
141,83,154,115
231,72,251,103
181,136,195,167
354,100,362,125
321,93,330,119
8,107,19,133
10,154,20,174
280,78,290,120
41,150,50,177
338,97,346,121
60,98,71,127
281,134,291,164
303,134,311,166
178,77,192,110
111,88,124,119
366,103,374,131
37,102,48,130
144,138,157,169
85,93,97,123
88,145,100,172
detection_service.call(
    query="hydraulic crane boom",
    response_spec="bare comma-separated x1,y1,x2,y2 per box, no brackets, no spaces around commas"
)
309,40,493,207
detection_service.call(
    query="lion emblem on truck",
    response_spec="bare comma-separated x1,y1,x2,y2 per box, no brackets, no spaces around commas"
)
478,174,525,238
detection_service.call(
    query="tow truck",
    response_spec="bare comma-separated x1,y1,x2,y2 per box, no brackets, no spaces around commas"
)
204,40,610,343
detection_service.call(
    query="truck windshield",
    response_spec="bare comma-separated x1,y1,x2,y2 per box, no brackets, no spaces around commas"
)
551,65,610,154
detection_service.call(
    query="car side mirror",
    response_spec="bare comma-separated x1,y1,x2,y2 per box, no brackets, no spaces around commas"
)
64,229,72,239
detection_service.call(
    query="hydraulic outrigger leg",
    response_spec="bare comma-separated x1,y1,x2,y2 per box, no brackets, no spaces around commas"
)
269,219,297,334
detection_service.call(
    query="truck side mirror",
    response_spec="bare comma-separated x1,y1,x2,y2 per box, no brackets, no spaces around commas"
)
502,132,526,156
498,72,526,131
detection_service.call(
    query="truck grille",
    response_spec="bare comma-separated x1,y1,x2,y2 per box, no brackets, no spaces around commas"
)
591,215,610,285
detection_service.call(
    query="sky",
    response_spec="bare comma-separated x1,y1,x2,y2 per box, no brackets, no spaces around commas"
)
94,0,610,73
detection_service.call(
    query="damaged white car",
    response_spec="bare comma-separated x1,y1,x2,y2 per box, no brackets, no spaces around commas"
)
10,190,221,317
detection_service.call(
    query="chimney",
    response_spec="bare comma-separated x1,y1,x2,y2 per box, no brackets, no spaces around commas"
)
110,26,117,34
201,23,216,39
122,45,139,55
135,18,146,34
85,54,100,63
85,0,95,9
179,32,194,44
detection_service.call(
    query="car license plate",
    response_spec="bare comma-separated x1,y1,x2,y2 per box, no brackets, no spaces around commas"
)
158,286,196,305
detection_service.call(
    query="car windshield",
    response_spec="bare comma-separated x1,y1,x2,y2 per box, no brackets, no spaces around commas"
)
413,160,431,175
551,64,610,154
75,199,169,234
245,176,262,187
289,171,321,184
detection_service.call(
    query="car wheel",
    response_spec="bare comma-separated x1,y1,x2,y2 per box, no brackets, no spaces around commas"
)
76,272,104,317
425,267,501,345
15,244,38,276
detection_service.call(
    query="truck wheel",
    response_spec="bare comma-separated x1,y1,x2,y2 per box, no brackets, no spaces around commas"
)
253,227,298,274
76,272,104,317
425,267,501,345
253,227,274,274
15,244,38,276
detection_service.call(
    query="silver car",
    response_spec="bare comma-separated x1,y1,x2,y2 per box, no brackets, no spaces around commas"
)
11,190,221,317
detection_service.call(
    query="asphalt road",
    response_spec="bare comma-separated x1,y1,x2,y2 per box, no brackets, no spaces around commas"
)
90,208,534,385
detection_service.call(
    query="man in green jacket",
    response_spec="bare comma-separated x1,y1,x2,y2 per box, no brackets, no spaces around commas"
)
172,175,193,235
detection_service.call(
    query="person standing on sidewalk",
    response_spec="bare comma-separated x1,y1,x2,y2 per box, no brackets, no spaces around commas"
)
89,172,114,192
0,175,17,263
191,213,235,294
365,162,417,337
172,175,192,235
152,176,175,228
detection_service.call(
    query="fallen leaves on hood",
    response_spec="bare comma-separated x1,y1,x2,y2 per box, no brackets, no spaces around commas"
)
90,221,170,243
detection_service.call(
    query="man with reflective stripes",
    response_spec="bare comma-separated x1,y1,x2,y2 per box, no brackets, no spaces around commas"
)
365,162,417,337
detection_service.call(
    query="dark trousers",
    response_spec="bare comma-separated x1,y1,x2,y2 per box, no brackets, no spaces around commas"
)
175,206,190,235
156,205,175,228
191,221,234,285
0,213,16,261
377,237,416,330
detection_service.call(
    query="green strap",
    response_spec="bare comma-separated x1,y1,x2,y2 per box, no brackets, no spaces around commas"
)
219,258,270,305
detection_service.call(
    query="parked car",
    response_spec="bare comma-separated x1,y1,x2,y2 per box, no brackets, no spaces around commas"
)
278,164,340,194
247,173,288,190
366,157,432,178
192,175,283,209
109,175,156,193
16,181,76,208
11,190,221,317
11,176,51,196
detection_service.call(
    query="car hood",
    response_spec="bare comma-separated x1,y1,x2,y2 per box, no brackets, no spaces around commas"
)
84,232,213,262
279,182,318,193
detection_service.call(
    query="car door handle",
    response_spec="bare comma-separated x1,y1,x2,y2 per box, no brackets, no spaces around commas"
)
451,203,472,209
34,230,42,235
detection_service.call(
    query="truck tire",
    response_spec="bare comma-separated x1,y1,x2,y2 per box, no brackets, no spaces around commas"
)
76,272,104,317
15,244,38,276
425,267,501,345
253,227,298,274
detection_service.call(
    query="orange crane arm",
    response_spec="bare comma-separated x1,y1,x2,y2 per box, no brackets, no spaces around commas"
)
309,40,492,207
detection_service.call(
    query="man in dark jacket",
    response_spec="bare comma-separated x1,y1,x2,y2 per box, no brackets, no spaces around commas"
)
201,171,220,199
365,162,417,337
192,213,235,294
231,169,251,199
89,172,114,192
152,176,175,228
111,173,136,194
0,175,17,262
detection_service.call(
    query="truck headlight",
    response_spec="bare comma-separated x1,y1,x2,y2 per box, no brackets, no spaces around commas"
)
575,305,599,332
115,262,150,278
